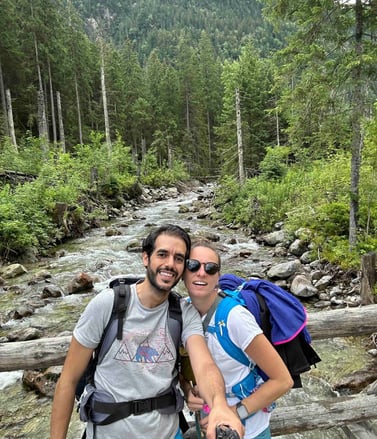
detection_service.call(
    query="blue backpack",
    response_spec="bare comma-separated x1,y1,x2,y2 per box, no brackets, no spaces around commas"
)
213,274,321,388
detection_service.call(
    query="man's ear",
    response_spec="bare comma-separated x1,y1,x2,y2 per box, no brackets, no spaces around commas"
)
142,252,149,268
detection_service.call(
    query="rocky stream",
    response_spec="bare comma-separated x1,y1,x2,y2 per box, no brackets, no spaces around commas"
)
0,182,376,438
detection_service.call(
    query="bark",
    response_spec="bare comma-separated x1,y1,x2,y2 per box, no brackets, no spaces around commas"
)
236,88,245,184
270,393,377,435
34,36,49,153
0,58,9,136
360,252,376,305
74,73,83,144
1,305,377,372
100,41,111,153
48,60,57,144
6,89,17,149
349,0,364,249
56,91,66,152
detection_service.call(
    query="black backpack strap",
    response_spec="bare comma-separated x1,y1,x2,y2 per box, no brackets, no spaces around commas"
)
167,291,183,353
114,279,129,340
95,281,131,366
92,389,178,425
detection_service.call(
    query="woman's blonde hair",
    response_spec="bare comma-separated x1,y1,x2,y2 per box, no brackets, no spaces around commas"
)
190,239,221,269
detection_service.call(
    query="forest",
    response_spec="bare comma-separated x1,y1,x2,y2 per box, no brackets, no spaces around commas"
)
0,0,376,271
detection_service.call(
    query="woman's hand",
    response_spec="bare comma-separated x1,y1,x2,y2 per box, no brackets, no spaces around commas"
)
186,384,205,412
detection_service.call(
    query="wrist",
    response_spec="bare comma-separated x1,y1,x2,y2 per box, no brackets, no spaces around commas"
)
236,401,249,420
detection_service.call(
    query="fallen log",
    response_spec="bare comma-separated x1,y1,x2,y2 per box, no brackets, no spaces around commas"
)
0,305,377,372
306,303,377,339
0,335,72,372
183,393,377,437
270,393,377,435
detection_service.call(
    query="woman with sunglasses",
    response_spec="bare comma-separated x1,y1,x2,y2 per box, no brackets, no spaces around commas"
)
182,240,293,439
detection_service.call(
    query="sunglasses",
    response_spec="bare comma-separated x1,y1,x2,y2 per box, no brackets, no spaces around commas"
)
186,259,220,275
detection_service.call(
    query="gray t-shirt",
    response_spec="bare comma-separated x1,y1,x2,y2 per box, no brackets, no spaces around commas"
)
74,284,203,438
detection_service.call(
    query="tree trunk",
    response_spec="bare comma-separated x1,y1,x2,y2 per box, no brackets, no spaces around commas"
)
236,88,245,184
167,135,172,169
207,110,212,169
360,252,376,305
48,61,57,144
34,36,49,154
270,393,377,435
0,58,9,136
349,0,364,249
57,91,66,152
6,89,17,149
2,305,377,372
75,73,83,144
100,41,111,154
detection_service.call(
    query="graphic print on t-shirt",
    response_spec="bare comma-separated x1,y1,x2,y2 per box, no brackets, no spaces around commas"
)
114,326,175,363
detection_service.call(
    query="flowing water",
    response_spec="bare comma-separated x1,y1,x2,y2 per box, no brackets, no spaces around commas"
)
0,186,373,438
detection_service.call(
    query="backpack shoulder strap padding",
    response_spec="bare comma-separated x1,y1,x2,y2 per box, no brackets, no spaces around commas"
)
210,295,251,368
96,281,131,365
167,291,183,353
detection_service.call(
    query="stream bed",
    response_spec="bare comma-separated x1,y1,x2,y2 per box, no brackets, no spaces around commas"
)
0,185,373,438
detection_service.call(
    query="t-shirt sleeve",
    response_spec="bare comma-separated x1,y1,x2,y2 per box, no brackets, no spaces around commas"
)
180,299,204,347
73,288,114,349
227,305,263,352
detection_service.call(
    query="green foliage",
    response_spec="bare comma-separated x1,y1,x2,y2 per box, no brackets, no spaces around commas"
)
215,174,293,230
215,149,377,268
0,184,56,258
0,133,140,258
0,135,44,174
72,132,137,196
140,147,189,186
311,202,349,237
319,237,361,270
259,146,290,180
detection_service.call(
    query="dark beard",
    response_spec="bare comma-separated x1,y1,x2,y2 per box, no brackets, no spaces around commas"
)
146,266,180,294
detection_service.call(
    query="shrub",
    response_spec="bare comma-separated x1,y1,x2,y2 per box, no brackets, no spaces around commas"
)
259,146,290,180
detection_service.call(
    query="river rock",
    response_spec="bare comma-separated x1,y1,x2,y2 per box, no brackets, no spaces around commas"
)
314,274,333,291
1,263,28,279
300,251,314,264
288,239,308,257
273,245,288,257
41,284,64,298
7,327,42,341
290,274,318,298
67,272,94,294
30,269,52,282
126,239,142,252
12,304,34,319
178,204,190,213
262,230,291,246
333,363,377,393
314,300,332,308
105,227,122,236
22,366,62,397
192,231,220,242
267,259,302,279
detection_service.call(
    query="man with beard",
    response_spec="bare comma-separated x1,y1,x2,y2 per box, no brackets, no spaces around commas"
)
50,224,243,439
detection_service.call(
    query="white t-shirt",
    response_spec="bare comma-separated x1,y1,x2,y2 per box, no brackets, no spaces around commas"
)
205,304,271,439
74,284,203,438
